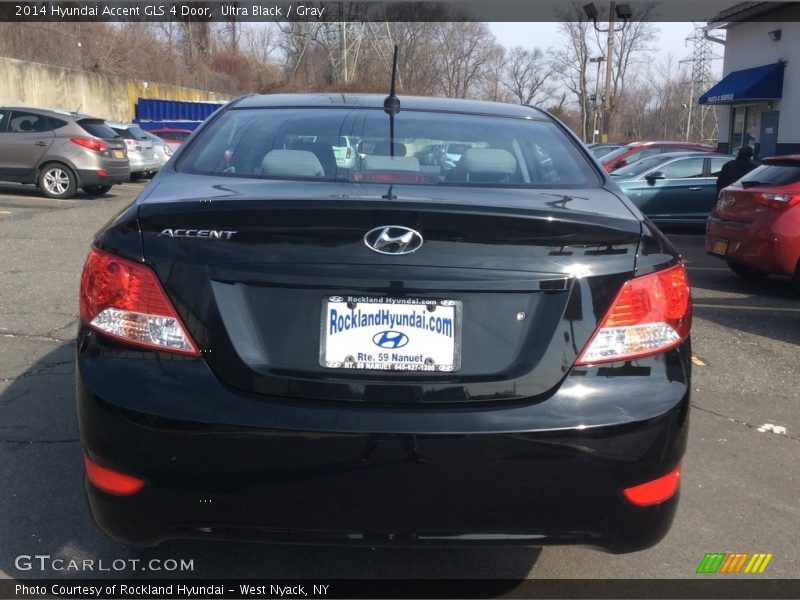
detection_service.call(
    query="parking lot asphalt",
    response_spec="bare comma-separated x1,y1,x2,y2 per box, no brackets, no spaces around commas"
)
0,181,797,582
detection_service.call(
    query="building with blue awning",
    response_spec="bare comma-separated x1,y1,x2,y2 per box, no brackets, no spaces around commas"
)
703,3,800,157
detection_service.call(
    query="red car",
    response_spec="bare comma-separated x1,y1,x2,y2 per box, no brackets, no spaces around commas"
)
600,141,719,173
147,128,193,151
706,155,800,293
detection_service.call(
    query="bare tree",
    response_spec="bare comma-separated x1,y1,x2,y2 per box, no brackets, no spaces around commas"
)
502,46,554,106
552,5,593,141
434,22,503,99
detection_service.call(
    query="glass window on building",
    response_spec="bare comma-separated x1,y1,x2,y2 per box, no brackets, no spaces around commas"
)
730,106,758,156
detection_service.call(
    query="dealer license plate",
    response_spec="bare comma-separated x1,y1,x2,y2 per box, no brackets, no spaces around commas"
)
711,240,729,256
321,296,461,372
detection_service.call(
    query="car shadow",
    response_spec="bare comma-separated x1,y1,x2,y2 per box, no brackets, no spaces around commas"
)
0,345,541,581
0,182,131,201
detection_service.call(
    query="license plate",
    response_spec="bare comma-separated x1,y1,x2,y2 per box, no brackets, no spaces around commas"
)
321,296,460,372
114,150,124,159
711,240,729,256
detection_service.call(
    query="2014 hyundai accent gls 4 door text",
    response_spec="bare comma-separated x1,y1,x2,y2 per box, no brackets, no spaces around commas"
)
77,94,691,553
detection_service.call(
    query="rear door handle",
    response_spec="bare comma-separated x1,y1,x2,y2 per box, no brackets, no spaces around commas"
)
34,141,48,147
688,187,703,191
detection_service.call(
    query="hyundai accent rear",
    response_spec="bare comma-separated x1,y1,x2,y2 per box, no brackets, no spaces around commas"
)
77,94,691,553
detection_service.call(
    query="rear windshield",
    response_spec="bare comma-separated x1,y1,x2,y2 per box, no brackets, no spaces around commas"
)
741,163,800,187
178,108,599,187
611,154,674,178
78,120,118,140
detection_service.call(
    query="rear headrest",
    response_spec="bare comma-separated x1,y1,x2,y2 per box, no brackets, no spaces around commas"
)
372,141,407,156
459,148,517,175
261,150,325,178
363,156,420,172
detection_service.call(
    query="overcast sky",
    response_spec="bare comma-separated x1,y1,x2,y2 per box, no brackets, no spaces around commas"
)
488,22,725,78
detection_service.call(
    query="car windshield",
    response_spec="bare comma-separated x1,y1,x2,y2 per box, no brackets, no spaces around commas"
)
78,119,118,140
589,145,620,158
178,108,599,188
599,145,632,164
612,154,686,179
741,163,800,187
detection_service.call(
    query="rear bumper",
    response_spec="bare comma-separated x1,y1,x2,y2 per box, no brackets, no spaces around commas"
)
77,329,691,552
706,214,799,276
76,166,130,187
128,154,160,173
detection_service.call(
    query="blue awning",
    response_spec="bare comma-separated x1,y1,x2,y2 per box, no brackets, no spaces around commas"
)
699,62,785,105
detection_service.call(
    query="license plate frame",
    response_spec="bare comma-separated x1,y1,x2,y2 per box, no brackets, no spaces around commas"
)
711,239,729,256
320,295,462,373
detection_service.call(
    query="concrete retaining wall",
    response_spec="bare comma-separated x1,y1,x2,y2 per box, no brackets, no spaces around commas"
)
0,56,228,121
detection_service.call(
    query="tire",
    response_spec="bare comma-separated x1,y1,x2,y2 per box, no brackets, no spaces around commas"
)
726,260,768,280
38,163,77,199
130,172,144,182
83,185,112,196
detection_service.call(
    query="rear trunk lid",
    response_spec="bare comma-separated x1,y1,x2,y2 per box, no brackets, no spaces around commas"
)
137,176,641,405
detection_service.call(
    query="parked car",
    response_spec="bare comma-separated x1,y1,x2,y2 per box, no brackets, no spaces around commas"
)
77,94,691,553
0,106,128,198
600,141,719,173
332,135,359,169
587,142,623,159
140,130,174,172
106,122,161,180
415,143,447,165
147,128,193,152
706,155,800,292
613,151,735,224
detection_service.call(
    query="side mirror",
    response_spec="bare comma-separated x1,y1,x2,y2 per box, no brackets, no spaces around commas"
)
646,171,666,182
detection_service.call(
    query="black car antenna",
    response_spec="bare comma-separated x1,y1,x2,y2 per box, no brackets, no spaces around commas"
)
383,45,401,158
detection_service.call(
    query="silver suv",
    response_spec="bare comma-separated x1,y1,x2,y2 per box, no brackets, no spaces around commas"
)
0,106,129,198
106,122,161,181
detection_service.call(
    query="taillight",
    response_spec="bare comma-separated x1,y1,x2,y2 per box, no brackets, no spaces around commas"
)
70,137,108,152
353,172,435,183
623,464,681,507
753,192,800,210
123,139,140,152
79,248,199,355
346,147,352,159
576,263,691,365
163,144,173,157
84,454,145,496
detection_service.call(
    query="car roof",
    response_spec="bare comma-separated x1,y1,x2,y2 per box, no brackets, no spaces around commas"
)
763,154,800,164
233,94,551,120
0,106,101,120
626,140,715,148
106,122,141,129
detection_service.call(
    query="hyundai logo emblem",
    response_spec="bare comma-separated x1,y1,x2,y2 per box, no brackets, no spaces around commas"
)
364,226,423,255
372,330,409,349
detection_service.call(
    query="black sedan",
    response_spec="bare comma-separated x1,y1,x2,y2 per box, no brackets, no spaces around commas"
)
77,94,691,553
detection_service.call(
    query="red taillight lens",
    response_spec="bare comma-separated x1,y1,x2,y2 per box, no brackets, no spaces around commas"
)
346,147,352,159
70,137,108,152
123,139,140,152
576,263,691,365
623,464,681,506
163,144,173,157
79,248,199,355
753,192,800,210
84,454,145,496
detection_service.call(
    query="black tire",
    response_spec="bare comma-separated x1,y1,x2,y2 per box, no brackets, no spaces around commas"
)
38,163,77,199
83,185,112,196
726,260,768,280
130,172,144,182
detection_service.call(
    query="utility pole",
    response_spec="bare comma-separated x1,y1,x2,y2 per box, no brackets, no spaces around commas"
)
589,56,605,143
583,2,631,142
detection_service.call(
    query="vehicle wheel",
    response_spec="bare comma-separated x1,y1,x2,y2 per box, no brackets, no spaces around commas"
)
130,172,144,182
38,163,77,199
83,185,112,196
726,260,768,280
